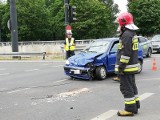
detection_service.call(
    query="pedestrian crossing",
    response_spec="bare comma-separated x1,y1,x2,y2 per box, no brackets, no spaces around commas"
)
90,92,154,120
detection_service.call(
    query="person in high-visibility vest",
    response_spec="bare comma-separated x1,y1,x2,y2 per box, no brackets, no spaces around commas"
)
115,12,140,116
64,32,76,59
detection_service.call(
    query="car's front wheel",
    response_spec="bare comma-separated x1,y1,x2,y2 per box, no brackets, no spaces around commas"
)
95,66,107,80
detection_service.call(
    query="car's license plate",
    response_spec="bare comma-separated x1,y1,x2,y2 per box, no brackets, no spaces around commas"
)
71,69,80,74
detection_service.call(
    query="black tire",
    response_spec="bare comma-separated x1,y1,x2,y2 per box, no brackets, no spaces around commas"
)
95,66,107,80
137,60,143,73
70,77,75,80
146,48,152,57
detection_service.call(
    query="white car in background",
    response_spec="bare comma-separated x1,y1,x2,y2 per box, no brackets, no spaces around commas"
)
151,34,160,53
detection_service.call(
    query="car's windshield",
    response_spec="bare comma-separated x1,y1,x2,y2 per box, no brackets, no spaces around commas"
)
151,35,160,41
83,40,110,53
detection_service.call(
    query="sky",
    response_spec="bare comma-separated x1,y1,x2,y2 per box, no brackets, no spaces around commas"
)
113,0,128,14
1,0,128,13
0,0,6,3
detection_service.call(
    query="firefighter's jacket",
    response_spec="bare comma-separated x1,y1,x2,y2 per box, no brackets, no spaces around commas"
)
64,38,75,51
115,29,140,74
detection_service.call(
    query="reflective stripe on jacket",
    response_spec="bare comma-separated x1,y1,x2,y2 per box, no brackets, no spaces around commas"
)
115,63,140,73
64,38,75,51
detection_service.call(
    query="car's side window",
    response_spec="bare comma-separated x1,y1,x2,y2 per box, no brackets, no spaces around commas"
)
139,37,147,43
110,42,118,53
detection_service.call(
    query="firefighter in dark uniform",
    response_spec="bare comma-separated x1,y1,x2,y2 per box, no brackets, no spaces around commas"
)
64,31,76,59
115,12,140,116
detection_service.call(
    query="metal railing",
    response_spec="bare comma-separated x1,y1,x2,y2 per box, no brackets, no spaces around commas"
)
0,52,46,60
0,39,93,46
0,39,94,59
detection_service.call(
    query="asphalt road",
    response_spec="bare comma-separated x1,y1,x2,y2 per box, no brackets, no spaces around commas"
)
0,54,160,120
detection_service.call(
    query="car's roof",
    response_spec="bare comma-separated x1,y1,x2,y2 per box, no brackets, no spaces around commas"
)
94,37,119,42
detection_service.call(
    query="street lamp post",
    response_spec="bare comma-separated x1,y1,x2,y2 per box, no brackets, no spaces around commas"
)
10,0,18,52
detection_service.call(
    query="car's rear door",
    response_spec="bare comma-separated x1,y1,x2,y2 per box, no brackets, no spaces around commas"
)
138,37,149,56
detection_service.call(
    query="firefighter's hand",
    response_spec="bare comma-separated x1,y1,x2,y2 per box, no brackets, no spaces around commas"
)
118,71,124,75
118,67,124,75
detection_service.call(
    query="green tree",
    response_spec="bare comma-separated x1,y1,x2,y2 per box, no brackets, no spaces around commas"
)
17,0,51,41
70,0,118,39
46,0,65,40
128,0,160,36
0,0,118,41
0,2,10,41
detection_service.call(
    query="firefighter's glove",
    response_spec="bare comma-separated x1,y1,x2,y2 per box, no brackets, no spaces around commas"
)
118,67,124,75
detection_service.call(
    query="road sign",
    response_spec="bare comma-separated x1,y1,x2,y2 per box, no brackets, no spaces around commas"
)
7,19,11,31
66,25,72,33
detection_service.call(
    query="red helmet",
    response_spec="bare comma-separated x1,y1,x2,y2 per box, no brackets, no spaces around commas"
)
117,12,133,27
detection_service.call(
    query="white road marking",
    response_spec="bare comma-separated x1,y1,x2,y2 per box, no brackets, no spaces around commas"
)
31,79,68,88
7,79,68,93
51,65,64,67
90,92,154,120
0,88,8,91
53,79,67,83
7,88,30,93
0,73,10,76
41,64,49,66
0,68,6,70
91,110,117,120
139,92,155,101
143,60,151,63
25,69,39,72
139,78,160,81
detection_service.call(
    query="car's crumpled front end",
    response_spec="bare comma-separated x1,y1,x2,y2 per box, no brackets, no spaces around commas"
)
64,52,100,80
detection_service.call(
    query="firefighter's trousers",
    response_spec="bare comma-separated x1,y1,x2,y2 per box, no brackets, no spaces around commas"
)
119,74,140,112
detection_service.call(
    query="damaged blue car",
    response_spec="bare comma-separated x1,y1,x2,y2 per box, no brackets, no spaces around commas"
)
64,38,143,80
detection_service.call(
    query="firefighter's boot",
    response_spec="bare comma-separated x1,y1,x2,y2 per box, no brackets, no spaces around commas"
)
136,101,140,109
112,77,120,81
134,101,140,114
117,110,134,116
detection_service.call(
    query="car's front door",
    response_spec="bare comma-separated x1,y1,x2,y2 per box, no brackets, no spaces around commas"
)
107,42,118,72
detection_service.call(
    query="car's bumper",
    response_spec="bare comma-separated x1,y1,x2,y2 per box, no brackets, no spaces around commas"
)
153,47,160,53
152,45,160,51
153,47,160,50
64,65,91,80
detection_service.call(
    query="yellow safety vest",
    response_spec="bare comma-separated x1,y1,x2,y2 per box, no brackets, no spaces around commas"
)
64,38,75,51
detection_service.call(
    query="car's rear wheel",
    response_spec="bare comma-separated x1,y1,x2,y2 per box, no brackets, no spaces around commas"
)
95,66,107,80
137,60,143,73
146,48,152,57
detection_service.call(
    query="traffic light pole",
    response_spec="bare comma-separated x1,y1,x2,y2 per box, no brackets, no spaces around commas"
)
64,0,69,25
10,0,18,52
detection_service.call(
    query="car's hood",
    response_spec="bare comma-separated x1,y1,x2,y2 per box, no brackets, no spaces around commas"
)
68,52,102,66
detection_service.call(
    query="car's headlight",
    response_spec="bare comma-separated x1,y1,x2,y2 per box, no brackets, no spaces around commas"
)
85,63,95,70
65,60,70,65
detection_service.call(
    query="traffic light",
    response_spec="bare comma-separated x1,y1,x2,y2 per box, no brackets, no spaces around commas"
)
69,5,77,23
